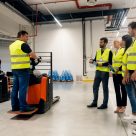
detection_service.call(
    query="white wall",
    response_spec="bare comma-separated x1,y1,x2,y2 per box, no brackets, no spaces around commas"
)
0,3,105,75
92,20,105,56
35,22,83,79
86,20,105,79
35,20,105,80
0,41,11,72
0,3,34,72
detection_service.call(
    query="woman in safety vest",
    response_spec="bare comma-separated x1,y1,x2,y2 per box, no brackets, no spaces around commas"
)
112,39,127,113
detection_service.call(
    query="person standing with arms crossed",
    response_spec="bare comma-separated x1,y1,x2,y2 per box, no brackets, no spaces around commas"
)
87,37,112,109
9,30,38,112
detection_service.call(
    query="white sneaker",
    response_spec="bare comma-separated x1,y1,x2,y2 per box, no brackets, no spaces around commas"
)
132,129,136,135
123,114,136,122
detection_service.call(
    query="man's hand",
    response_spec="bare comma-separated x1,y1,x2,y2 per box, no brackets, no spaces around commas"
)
29,52,38,59
89,59,93,64
38,56,42,62
122,77,126,85
122,75,130,85
131,71,136,81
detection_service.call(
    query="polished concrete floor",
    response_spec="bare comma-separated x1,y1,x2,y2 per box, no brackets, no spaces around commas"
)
0,79,135,136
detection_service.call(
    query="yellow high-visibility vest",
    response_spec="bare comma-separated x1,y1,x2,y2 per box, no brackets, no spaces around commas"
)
122,51,127,77
112,48,124,74
96,48,110,72
9,40,30,69
127,40,136,70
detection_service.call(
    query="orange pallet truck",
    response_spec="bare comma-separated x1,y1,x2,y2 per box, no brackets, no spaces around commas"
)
27,75,54,114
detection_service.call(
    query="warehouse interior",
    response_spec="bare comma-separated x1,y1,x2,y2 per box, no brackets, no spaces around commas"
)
0,0,136,136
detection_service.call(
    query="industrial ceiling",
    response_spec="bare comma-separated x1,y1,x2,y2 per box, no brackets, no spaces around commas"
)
0,0,135,31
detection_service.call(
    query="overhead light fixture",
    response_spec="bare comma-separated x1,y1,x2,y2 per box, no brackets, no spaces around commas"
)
121,16,127,26
40,0,62,27
54,17,62,27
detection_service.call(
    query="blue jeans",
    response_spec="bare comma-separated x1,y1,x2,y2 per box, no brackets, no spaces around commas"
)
93,70,109,106
132,81,136,97
11,69,30,111
125,83,136,113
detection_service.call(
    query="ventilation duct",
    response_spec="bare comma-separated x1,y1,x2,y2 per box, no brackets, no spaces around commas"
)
0,34,16,41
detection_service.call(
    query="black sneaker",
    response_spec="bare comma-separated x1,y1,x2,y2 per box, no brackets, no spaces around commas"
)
97,105,107,109
131,121,136,125
20,107,36,112
12,107,19,111
87,103,97,108
132,129,136,135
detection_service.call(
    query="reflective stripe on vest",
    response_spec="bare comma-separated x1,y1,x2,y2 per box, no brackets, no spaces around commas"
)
9,40,30,69
112,48,124,74
96,48,110,72
128,53,136,56
122,52,127,77
127,41,136,70
127,61,136,64
11,54,28,57
113,61,122,63
11,61,30,64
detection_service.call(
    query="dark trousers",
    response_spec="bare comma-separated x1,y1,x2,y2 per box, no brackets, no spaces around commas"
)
93,70,109,106
113,74,127,107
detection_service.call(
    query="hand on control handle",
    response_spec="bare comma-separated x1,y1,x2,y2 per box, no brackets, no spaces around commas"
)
38,56,42,62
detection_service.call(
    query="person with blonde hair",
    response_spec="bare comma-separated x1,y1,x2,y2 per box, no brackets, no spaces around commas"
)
112,38,127,113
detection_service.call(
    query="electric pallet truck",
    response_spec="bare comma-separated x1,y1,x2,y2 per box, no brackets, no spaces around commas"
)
8,52,60,116
0,60,10,103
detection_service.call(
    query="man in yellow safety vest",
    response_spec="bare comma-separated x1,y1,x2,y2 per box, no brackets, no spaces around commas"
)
9,30,38,112
87,37,112,109
122,22,136,135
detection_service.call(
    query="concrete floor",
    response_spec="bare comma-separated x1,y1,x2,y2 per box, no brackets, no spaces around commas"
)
0,78,135,136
